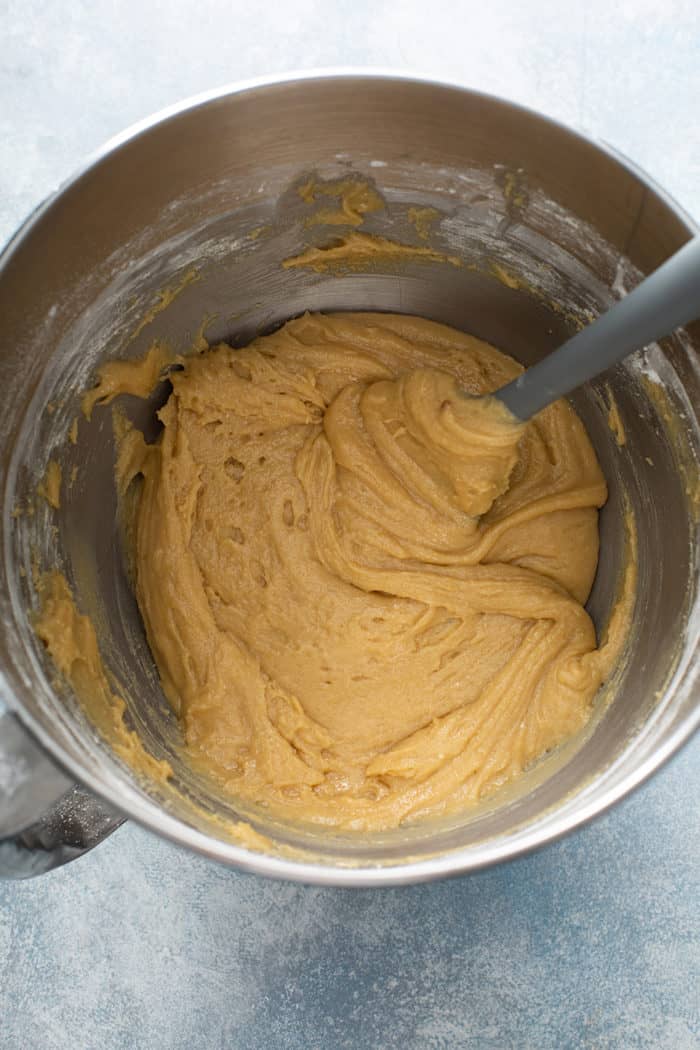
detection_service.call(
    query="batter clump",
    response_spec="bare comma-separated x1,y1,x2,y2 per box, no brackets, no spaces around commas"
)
117,312,629,829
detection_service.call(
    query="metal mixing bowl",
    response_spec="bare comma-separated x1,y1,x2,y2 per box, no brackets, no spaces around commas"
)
1,73,698,883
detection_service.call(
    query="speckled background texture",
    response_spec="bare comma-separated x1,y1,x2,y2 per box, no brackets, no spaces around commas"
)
1,2,699,1047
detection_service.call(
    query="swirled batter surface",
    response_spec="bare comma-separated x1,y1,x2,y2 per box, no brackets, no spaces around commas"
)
123,312,629,829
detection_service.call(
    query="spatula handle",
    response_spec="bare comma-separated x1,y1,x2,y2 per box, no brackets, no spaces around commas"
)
495,237,700,421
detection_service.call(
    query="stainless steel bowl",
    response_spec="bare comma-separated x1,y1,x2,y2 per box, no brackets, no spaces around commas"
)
1,73,698,884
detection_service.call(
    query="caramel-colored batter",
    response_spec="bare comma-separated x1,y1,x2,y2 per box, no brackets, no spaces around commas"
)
109,312,630,830
37,459,62,510
282,231,462,273
35,571,172,783
298,177,384,227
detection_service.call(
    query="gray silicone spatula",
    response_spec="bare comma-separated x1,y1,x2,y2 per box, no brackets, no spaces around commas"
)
493,237,700,421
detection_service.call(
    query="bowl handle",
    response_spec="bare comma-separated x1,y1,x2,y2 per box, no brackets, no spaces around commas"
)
0,711,124,878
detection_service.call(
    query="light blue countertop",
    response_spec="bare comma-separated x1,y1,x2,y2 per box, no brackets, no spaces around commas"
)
1,2,698,1047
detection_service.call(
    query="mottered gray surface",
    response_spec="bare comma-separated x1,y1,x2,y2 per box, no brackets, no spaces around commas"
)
1,1,699,1047
1,748,699,1050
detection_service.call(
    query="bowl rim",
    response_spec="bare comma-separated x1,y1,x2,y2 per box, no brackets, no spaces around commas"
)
2,69,699,886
